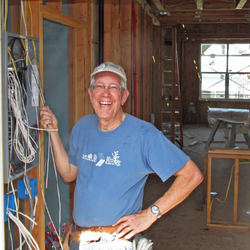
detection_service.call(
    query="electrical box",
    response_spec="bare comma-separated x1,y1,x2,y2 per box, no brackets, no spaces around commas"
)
4,194,15,221
17,178,38,199
2,31,40,183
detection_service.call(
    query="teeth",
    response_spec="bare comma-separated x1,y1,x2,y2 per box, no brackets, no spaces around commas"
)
100,101,112,105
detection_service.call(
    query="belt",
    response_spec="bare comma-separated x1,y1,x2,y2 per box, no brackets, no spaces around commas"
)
75,224,118,234
69,224,133,243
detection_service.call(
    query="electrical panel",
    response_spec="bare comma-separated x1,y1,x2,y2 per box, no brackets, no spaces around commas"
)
2,31,40,183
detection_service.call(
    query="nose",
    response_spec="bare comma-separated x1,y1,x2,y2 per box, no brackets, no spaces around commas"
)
103,85,111,95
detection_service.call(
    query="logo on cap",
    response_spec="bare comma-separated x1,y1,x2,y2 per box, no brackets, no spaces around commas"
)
95,63,106,72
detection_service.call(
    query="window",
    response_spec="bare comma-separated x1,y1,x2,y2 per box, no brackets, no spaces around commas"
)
200,43,250,101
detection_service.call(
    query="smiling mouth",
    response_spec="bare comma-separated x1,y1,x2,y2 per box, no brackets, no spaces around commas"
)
100,101,112,105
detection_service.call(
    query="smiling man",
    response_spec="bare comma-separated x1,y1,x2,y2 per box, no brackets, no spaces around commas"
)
39,62,203,250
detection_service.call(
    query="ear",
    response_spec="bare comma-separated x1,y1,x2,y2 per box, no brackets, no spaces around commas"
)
88,88,93,102
121,90,129,106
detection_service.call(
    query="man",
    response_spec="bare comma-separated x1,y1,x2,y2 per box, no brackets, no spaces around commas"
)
39,62,203,250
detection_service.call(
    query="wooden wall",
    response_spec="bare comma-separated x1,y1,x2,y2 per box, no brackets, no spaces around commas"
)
179,23,250,124
102,0,152,121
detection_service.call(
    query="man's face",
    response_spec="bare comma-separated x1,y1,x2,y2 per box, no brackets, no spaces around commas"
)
88,72,129,122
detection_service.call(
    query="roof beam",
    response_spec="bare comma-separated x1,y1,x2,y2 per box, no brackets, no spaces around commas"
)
236,0,247,9
135,0,160,25
196,0,203,10
151,0,165,11
157,10,250,21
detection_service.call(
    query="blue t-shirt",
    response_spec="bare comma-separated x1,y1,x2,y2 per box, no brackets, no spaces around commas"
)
67,114,189,227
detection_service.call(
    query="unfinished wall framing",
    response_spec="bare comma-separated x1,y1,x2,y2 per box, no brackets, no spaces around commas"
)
4,1,154,249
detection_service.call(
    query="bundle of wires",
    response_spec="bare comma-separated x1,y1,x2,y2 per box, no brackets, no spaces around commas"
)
4,2,63,249
7,69,38,164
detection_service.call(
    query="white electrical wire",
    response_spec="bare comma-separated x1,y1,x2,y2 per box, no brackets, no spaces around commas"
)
7,211,39,250
49,132,62,237
25,55,62,239
7,69,38,164
6,27,63,250
40,190,63,249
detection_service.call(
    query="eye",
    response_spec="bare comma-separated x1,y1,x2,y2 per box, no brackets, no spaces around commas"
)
109,84,120,90
95,83,104,89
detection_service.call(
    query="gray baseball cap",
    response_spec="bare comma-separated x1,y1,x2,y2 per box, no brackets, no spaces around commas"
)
90,62,127,89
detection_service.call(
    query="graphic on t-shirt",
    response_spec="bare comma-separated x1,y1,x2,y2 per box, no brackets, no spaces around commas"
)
106,151,121,166
96,153,105,167
82,153,98,162
82,151,121,167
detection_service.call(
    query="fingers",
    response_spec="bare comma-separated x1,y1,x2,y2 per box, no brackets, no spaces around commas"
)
114,223,134,240
113,215,139,240
113,210,152,240
39,105,58,131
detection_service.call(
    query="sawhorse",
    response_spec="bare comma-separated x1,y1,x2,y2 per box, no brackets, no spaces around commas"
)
205,118,250,149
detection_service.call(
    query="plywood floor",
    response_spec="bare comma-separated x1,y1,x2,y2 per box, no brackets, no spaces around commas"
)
143,124,250,250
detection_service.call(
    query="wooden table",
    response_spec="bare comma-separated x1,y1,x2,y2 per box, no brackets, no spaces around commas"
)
204,148,250,229
205,118,250,149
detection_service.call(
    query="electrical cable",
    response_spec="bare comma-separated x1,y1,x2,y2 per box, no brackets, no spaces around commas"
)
23,45,62,240
7,211,39,250
40,190,63,249
8,69,38,164
209,161,250,216
5,13,63,249
1,0,8,31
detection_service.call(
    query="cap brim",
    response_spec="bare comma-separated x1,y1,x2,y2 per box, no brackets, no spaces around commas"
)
90,69,127,83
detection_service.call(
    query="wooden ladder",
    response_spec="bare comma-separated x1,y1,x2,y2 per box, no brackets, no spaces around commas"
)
162,26,183,148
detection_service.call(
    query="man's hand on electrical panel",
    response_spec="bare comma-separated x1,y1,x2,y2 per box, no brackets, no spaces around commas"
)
39,105,58,132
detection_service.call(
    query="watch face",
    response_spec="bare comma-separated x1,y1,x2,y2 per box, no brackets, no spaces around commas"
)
152,206,159,214
151,205,162,218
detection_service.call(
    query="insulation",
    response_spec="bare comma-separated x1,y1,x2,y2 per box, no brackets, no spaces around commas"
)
207,108,250,128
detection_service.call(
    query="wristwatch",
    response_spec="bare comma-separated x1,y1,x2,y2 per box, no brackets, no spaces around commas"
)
150,204,162,218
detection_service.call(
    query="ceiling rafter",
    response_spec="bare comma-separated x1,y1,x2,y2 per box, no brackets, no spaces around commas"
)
151,0,165,11
135,0,160,26
196,0,203,10
147,0,250,25
236,0,247,9
158,9,250,19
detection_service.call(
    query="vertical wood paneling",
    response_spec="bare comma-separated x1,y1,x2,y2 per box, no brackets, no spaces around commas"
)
111,0,120,62
104,2,112,61
74,1,91,121
142,12,152,122
85,1,94,115
11,0,20,34
90,1,95,84
135,3,143,119
27,2,45,249
104,0,121,63
120,0,132,114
